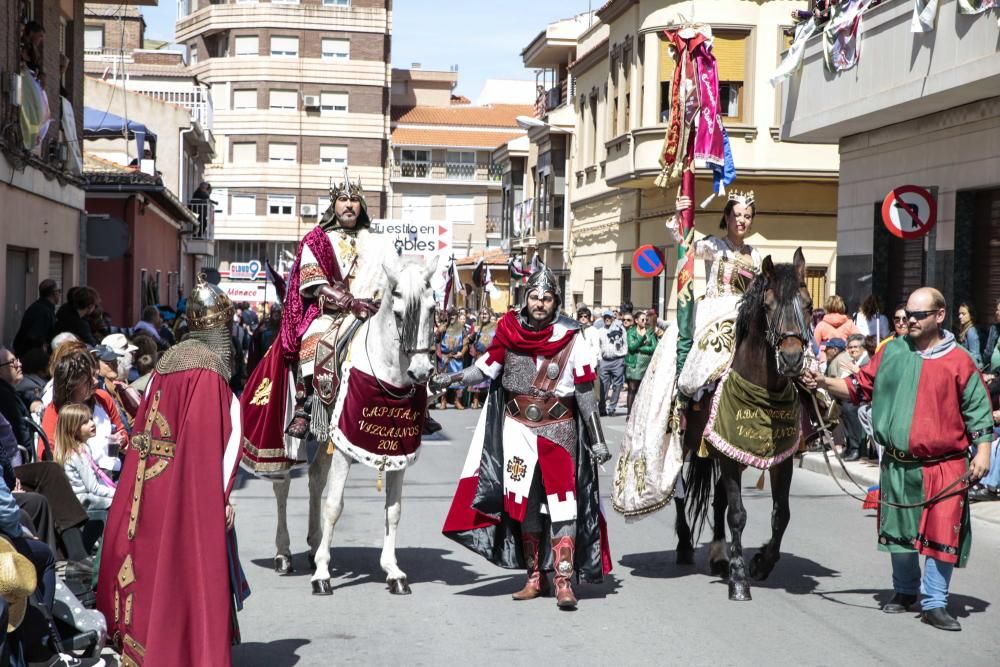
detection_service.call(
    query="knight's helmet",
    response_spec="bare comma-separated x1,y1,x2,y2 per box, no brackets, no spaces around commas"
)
520,267,562,318
321,166,371,229
186,274,236,377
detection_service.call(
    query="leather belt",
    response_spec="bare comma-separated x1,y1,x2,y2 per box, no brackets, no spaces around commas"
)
128,390,176,540
883,446,964,465
506,395,574,426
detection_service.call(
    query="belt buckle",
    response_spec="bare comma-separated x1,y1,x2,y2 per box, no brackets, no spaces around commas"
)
524,404,543,422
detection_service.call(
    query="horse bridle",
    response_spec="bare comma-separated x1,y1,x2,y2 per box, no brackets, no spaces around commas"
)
362,286,435,400
764,287,811,376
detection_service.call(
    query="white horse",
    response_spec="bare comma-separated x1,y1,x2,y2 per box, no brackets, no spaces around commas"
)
309,256,438,596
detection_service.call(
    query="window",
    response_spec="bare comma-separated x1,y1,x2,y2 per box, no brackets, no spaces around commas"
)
84,25,103,52
232,142,257,164
269,89,298,111
321,38,349,60
658,37,674,123
318,196,332,215
232,89,257,110
593,267,603,308
319,144,347,166
323,0,350,6
713,30,749,124
270,36,299,57
231,194,256,216
320,92,348,115
267,195,295,216
212,188,228,216
445,151,475,179
272,0,299,4
234,35,258,56
189,45,198,65
400,149,429,177
446,195,475,224
401,194,431,221
268,142,296,163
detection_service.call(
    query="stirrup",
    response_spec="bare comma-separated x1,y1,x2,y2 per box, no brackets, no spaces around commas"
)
285,411,311,439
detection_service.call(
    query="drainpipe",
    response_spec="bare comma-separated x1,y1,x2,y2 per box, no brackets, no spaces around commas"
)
179,124,195,295
562,143,571,271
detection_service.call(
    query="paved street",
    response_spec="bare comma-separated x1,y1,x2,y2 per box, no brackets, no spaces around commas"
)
231,408,1000,667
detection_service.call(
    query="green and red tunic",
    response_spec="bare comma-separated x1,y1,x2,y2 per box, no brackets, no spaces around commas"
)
846,334,993,566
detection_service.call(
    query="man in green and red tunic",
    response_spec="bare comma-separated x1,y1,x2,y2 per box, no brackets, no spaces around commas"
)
808,287,992,632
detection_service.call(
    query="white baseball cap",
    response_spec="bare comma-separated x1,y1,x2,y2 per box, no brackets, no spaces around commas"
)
102,333,138,356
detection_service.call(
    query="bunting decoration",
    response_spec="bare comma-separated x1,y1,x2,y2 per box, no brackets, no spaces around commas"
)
508,256,530,283
911,0,939,32
770,17,818,85
823,0,877,73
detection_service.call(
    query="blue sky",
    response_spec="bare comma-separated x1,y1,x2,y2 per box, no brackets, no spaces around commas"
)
142,1,594,98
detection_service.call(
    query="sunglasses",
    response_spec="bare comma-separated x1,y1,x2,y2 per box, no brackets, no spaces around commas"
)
892,316,907,323
905,309,940,321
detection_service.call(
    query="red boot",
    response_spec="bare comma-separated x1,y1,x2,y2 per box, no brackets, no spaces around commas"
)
552,535,577,609
512,533,549,600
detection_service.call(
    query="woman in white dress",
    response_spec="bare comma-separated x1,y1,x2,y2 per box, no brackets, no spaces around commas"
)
667,191,762,400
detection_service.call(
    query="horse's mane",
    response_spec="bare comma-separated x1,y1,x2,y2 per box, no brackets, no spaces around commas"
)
396,263,425,350
735,262,801,345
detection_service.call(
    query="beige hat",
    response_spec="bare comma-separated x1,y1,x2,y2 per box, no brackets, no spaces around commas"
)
102,333,138,355
0,538,37,631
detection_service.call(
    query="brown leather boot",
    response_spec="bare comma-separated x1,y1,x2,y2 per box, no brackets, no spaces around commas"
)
552,535,577,609
512,532,549,600
284,382,311,439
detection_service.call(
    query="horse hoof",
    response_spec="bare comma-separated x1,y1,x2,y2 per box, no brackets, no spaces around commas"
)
274,554,294,575
311,579,334,596
676,545,695,565
728,580,752,602
387,578,412,595
709,559,730,578
749,552,777,582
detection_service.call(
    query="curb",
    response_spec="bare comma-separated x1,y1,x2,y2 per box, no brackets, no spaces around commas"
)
797,452,1000,527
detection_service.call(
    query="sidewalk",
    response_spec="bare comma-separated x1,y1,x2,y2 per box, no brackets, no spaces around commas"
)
798,451,1000,527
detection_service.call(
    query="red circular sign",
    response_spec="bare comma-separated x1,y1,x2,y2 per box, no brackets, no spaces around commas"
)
632,245,664,278
881,185,937,240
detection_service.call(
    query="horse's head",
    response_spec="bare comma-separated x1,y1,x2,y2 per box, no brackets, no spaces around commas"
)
757,247,812,377
381,255,439,384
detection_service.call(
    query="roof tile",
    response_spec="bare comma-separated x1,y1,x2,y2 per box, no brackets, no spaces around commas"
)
391,104,534,127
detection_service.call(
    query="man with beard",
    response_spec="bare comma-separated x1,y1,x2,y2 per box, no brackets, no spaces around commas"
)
240,169,393,572
805,287,992,631
437,268,612,610
97,276,248,665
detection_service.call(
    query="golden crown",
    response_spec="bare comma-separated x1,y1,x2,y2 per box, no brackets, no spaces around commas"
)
329,167,366,204
728,190,755,207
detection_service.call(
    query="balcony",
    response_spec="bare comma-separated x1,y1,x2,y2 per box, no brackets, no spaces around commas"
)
176,0,389,42
781,0,1000,143
390,161,502,185
131,85,214,131
185,200,215,256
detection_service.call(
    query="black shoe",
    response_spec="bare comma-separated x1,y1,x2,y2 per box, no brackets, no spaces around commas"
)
921,607,961,631
882,592,918,613
423,415,443,435
968,485,1000,502
842,449,861,462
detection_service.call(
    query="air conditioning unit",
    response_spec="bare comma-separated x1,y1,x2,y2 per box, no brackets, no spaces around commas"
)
300,204,318,217
302,94,320,109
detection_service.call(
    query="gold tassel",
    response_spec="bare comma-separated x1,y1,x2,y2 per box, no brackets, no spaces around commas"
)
697,439,709,458
326,439,334,455
376,469,383,493
755,469,766,490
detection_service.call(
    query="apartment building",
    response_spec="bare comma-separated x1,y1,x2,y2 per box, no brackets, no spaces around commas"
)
562,0,840,315
389,68,532,260
175,0,392,275
1,0,95,344
781,0,1000,316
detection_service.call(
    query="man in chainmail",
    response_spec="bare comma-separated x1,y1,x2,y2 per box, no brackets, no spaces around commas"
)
437,268,612,610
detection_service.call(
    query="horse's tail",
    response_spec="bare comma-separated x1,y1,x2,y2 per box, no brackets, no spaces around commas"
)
684,450,719,543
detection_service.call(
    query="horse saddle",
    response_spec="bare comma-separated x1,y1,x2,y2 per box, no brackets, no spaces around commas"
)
313,316,364,406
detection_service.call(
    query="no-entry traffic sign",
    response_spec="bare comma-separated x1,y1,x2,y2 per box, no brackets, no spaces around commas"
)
632,244,664,278
881,185,937,239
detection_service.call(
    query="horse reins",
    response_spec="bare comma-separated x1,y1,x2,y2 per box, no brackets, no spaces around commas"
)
362,288,434,401
805,391,973,509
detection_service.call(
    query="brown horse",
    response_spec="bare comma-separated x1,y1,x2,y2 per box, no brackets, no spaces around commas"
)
675,248,812,601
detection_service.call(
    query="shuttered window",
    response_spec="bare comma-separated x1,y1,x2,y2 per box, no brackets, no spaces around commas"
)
269,89,298,111
232,142,256,163
319,144,347,165
715,30,749,123
268,142,296,163
270,36,299,57
234,36,258,56
806,267,827,308
49,252,65,291
232,89,257,110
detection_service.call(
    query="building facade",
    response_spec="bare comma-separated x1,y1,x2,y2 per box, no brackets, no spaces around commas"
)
781,0,1000,319
388,68,532,260
175,0,392,276
561,0,840,316
0,0,99,345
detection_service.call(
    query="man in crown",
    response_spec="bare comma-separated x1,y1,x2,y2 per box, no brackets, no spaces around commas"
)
97,276,249,666
436,268,613,610
241,169,395,571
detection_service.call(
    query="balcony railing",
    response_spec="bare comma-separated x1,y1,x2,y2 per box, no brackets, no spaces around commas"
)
391,161,501,182
83,46,134,59
132,86,214,130
187,201,215,240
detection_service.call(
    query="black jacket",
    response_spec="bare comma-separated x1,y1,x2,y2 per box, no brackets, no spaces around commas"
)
54,303,97,345
13,298,56,355
0,380,33,453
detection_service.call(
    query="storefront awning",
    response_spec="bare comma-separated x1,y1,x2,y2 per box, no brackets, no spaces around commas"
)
83,106,157,158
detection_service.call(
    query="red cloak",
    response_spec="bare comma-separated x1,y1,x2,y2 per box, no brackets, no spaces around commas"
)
96,344,243,666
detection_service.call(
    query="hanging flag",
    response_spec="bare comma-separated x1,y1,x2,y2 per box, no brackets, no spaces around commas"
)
529,251,541,273
911,0,939,32
770,17,818,86
451,256,464,297
442,257,456,310
265,258,287,304
958,0,998,13
508,257,530,283
823,0,877,73
471,258,485,288
484,264,500,299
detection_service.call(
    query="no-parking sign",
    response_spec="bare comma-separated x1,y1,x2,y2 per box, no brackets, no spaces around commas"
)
632,244,665,278
881,185,937,239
